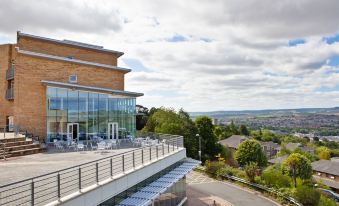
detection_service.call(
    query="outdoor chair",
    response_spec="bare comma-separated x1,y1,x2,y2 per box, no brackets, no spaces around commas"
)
67,141,77,151
77,142,85,152
90,142,98,151
55,142,65,152
97,142,106,151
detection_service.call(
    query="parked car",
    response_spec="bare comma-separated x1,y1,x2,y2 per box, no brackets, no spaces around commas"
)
317,188,339,202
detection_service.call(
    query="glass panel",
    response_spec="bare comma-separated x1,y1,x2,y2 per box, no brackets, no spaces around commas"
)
98,94,108,139
79,91,88,141
68,90,79,123
88,92,99,139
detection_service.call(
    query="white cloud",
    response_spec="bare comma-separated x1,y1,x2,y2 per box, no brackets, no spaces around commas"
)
1,0,339,111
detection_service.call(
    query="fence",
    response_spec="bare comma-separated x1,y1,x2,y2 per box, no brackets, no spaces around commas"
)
0,135,184,206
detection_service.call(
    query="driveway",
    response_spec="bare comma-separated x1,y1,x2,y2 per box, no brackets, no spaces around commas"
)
186,171,280,206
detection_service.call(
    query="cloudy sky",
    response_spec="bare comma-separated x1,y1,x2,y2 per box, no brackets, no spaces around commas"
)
1,0,339,112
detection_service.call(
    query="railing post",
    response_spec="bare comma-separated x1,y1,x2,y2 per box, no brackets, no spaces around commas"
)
156,145,158,159
168,142,170,153
162,143,164,156
57,173,61,199
173,139,175,151
133,151,135,169
110,158,113,177
177,138,179,149
122,155,125,172
96,162,99,183
150,147,152,161
31,180,34,206
78,168,82,190
142,148,144,165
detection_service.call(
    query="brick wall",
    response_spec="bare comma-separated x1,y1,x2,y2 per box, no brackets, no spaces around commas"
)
18,36,119,66
14,54,125,139
0,44,14,129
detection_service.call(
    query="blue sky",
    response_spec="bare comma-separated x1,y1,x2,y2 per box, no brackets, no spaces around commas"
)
1,0,339,111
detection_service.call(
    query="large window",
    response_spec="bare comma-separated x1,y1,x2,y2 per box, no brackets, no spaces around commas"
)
46,87,136,142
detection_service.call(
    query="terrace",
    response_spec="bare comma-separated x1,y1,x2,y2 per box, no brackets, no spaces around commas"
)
0,134,185,206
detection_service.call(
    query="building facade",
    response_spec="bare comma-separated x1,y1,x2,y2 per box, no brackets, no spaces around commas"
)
0,32,143,143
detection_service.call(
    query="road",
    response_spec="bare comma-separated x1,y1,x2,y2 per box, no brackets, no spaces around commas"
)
186,171,280,206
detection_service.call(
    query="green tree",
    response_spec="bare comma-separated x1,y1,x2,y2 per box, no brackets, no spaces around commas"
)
318,195,337,206
316,146,331,160
245,162,258,182
261,166,291,188
294,185,320,206
239,125,249,136
282,153,312,187
135,105,149,130
229,120,239,135
235,140,267,167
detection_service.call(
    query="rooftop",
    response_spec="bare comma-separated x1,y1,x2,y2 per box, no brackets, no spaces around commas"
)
312,160,339,176
218,135,249,149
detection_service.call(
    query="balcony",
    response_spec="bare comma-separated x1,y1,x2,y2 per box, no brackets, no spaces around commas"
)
5,65,15,80
5,88,14,100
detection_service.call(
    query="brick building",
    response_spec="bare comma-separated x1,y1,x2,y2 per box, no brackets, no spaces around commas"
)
0,32,143,143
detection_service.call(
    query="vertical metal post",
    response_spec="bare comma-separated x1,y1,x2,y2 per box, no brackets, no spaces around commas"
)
173,139,175,151
149,147,152,161
78,168,82,190
122,155,125,172
110,158,113,177
57,173,61,199
96,162,99,183
133,152,135,168
142,149,144,164
156,145,158,159
162,143,164,156
31,180,34,206
168,142,170,153
177,138,179,149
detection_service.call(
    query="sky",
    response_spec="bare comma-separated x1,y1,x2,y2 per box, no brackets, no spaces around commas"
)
0,0,339,112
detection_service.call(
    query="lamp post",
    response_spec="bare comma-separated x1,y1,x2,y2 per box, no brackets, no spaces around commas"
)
196,134,201,162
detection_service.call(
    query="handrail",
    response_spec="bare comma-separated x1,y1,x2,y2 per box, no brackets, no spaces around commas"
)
0,135,184,206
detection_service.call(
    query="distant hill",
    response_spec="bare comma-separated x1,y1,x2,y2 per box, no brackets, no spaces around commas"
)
189,107,339,119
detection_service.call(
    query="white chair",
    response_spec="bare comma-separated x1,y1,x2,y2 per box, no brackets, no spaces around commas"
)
55,142,64,152
97,142,106,151
90,142,98,151
77,142,85,152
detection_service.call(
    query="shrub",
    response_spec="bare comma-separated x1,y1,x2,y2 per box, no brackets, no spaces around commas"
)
216,164,236,177
318,195,337,206
205,160,225,175
261,166,291,188
245,162,258,183
294,185,320,206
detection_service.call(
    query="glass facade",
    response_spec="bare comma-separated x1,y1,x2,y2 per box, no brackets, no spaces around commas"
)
46,87,136,142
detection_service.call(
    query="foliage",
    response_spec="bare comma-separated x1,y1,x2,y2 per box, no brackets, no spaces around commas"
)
277,143,291,156
244,162,258,182
316,146,331,160
261,166,291,188
239,124,249,136
282,153,312,187
318,195,337,206
215,165,246,179
294,185,320,206
205,160,225,175
292,148,318,162
330,148,339,157
229,121,239,135
135,105,149,130
235,140,267,167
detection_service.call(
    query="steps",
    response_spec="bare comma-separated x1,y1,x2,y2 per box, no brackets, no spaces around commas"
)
0,137,45,159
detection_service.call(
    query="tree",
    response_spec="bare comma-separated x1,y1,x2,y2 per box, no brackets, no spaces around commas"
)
294,185,320,206
239,125,249,136
245,162,258,182
136,105,149,130
282,153,312,187
261,166,291,188
229,121,239,135
316,146,331,160
235,140,267,167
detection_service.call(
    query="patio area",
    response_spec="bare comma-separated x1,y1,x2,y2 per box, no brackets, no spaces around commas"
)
0,148,133,186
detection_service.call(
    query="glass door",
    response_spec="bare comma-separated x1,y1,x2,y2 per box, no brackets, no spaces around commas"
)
67,123,79,142
108,122,119,140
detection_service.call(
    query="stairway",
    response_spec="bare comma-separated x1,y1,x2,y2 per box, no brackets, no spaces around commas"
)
0,137,45,159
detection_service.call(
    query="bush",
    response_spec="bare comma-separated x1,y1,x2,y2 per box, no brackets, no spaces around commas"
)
261,166,291,188
318,195,337,206
245,162,258,183
294,185,320,206
216,164,236,176
205,160,225,175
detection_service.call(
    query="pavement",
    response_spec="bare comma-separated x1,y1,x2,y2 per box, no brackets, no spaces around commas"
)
0,148,133,185
185,171,280,206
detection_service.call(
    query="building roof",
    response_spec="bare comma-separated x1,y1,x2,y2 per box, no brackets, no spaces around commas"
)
41,80,144,97
268,155,288,164
219,135,249,149
313,175,339,190
17,48,131,73
17,31,124,57
260,141,280,149
285,142,314,153
312,160,339,176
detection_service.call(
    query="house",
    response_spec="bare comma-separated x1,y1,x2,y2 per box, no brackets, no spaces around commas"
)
268,155,288,165
285,142,314,154
260,141,280,159
219,135,249,152
312,160,339,193
0,32,143,143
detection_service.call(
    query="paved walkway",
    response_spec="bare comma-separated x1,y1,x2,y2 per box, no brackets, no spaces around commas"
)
186,171,280,206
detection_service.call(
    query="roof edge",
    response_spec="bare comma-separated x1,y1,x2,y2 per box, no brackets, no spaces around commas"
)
41,80,144,97
16,48,131,73
17,31,124,57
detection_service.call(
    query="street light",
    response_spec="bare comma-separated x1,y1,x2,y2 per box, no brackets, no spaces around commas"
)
196,134,201,162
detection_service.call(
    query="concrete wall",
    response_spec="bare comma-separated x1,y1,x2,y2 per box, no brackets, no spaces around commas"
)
57,149,187,206
18,36,119,66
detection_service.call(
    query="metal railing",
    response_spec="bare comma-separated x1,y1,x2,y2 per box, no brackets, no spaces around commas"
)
5,88,14,100
0,135,184,206
5,65,15,80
